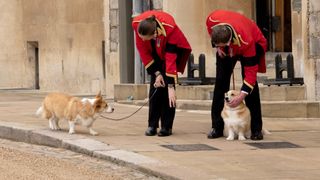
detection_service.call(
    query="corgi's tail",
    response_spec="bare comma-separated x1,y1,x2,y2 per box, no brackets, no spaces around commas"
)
36,106,44,117
262,128,271,135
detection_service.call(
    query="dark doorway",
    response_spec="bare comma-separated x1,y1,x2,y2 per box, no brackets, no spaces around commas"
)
256,0,292,52
283,0,292,52
27,41,39,89
256,0,272,51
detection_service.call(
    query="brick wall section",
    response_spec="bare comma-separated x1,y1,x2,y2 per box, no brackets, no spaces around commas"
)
152,0,163,10
309,0,320,100
110,0,119,52
108,0,162,53
316,60,320,99
309,0,320,58
308,12,320,57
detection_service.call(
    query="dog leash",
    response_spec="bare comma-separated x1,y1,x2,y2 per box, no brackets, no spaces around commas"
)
100,88,158,121
232,72,235,90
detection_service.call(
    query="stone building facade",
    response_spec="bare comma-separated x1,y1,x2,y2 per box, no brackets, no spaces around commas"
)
0,0,319,100
0,0,105,94
305,0,320,99
105,0,320,100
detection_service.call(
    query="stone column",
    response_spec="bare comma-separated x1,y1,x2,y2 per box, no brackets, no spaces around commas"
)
308,0,320,100
302,0,320,100
104,0,120,98
291,0,304,78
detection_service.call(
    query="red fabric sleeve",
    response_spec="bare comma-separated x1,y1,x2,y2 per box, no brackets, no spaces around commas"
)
165,52,177,83
243,64,259,91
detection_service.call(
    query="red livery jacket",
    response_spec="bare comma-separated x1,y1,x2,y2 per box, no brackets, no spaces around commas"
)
132,10,192,84
206,10,267,93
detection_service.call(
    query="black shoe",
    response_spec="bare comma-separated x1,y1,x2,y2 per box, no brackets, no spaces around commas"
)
207,128,223,139
158,128,172,137
145,127,157,136
251,131,264,140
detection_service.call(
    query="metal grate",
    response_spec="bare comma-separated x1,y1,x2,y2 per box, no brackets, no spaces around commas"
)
245,142,302,149
161,144,219,151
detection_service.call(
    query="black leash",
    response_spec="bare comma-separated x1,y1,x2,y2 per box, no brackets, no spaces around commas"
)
100,88,158,121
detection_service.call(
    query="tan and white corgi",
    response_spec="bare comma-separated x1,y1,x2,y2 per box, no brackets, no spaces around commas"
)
221,90,251,140
36,91,114,135
221,90,270,140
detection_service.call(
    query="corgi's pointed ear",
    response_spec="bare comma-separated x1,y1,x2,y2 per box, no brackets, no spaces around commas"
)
96,91,102,98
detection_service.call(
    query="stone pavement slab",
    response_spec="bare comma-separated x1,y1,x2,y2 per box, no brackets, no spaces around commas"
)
0,91,320,179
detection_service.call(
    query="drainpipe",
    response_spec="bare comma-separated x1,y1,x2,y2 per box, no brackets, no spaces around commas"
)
132,0,150,84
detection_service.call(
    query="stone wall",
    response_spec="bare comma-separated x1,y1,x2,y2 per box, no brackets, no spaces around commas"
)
163,0,253,81
292,0,304,78
0,1,25,89
105,0,163,97
309,0,320,58
106,0,257,96
2,0,319,99
0,0,105,94
308,0,320,100
109,0,119,52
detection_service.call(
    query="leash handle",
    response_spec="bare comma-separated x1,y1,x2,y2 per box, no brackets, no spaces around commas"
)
100,88,158,121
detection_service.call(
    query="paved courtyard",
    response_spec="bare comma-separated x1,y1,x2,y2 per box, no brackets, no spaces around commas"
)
0,90,320,179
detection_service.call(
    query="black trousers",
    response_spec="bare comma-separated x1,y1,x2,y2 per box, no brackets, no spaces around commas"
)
148,74,176,130
211,54,263,134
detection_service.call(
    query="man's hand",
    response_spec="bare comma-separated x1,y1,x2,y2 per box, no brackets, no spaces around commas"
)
227,91,247,108
168,86,176,108
217,47,226,57
154,73,165,88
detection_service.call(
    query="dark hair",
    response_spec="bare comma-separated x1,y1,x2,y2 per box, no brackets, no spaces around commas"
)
211,25,232,46
138,15,157,36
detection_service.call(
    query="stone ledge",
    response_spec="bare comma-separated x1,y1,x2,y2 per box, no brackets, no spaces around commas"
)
114,84,148,101
114,84,306,101
129,100,320,118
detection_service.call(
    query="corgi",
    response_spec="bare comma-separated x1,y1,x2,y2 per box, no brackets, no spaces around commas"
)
36,91,114,135
221,90,251,140
221,90,271,140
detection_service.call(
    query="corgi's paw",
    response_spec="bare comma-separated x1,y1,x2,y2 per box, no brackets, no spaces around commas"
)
89,128,99,136
226,136,235,140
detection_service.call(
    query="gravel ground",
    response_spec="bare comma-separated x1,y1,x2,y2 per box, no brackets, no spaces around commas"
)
0,138,162,180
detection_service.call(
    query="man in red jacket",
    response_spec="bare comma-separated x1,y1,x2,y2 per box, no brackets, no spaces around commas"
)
132,10,191,136
206,10,267,140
